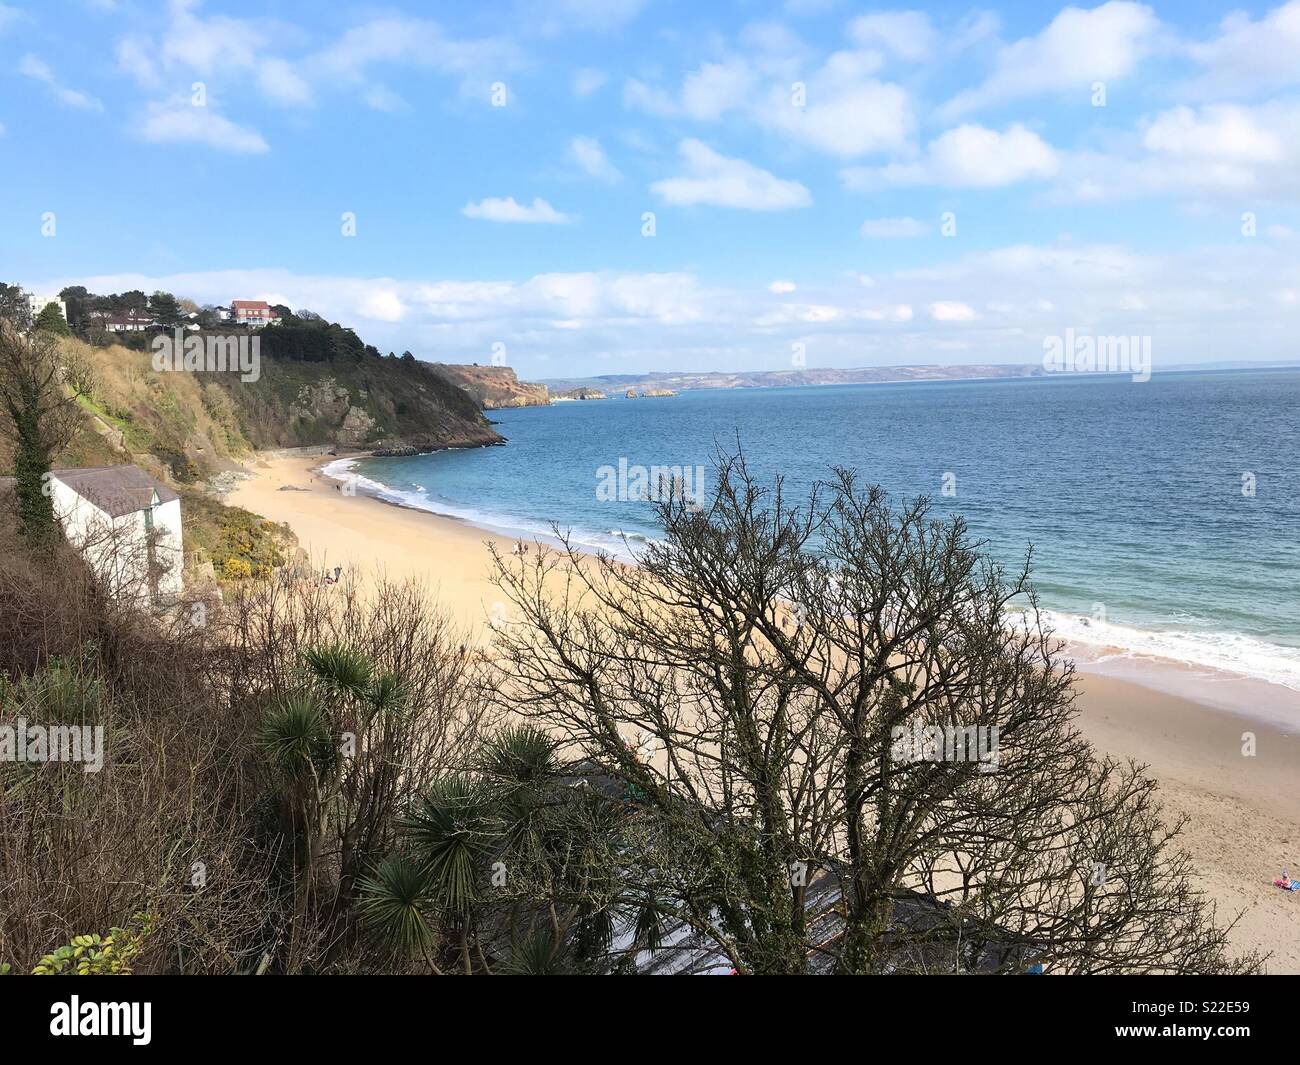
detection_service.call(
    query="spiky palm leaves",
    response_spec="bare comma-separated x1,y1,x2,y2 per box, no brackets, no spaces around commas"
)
302,643,373,705
360,724,626,972
400,776,501,920
356,854,440,965
257,644,413,947
256,691,335,785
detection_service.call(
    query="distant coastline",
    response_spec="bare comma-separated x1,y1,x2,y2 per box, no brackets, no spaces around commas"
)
536,358,1300,397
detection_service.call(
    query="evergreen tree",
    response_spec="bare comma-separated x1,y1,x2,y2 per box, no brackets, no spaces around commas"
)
33,302,70,337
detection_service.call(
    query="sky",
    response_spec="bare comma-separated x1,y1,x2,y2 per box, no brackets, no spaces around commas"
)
2,0,1299,378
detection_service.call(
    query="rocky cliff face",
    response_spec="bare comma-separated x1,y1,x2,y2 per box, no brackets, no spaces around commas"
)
72,342,503,482
431,364,551,409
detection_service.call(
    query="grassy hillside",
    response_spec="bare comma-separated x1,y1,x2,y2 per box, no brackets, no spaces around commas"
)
3,335,504,584
72,338,501,484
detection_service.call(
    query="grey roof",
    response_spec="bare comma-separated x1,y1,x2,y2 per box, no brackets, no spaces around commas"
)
51,466,179,518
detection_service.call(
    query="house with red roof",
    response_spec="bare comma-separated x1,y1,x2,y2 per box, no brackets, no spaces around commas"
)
230,300,282,328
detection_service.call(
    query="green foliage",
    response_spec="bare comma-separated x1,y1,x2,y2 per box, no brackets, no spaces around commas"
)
181,492,290,580
303,643,374,703
33,302,70,336
497,927,579,975
400,776,501,918
477,725,559,788
0,282,31,330
357,854,439,956
32,913,154,975
256,317,368,362
11,655,102,724
148,291,182,327
256,691,336,783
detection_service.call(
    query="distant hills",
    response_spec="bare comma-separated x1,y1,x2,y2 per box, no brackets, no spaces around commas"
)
539,363,1047,394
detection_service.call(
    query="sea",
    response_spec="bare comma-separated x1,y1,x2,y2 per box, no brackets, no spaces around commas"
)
327,369,1300,703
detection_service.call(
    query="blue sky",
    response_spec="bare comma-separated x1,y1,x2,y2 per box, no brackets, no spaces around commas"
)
3,0,1299,376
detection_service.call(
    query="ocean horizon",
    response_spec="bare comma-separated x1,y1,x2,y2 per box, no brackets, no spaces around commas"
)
333,367,1300,698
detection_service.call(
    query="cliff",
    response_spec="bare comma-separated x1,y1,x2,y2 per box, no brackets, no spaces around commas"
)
553,387,607,401
58,339,501,486
430,364,551,409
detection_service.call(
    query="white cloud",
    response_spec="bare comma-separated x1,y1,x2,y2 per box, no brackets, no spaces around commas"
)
847,11,935,61
651,139,812,210
361,290,405,322
769,280,798,293
573,68,608,96
1052,100,1300,202
18,54,104,111
1185,0,1300,98
569,136,622,182
844,123,1059,189
256,58,313,107
941,1,1161,117
117,8,522,123
762,74,914,157
1143,104,1283,163
860,216,929,238
50,240,1300,373
929,301,979,321
462,197,574,224
137,99,269,153
624,43,914,158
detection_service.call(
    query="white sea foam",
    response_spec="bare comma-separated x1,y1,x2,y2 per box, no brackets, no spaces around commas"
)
325,457,1300,695
320,458,649,562
1031,609,1300,692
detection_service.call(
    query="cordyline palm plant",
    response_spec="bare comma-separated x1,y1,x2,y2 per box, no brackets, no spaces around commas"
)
256,643,410,956
358,724,639,974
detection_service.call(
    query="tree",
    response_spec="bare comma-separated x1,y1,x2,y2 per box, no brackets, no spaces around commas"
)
0,322,93,546
149,291,183,327
0,283,32,331
58,286,90,332
487,451,1259,975
33,302,70,337
111,290,148,316
360,724,632,974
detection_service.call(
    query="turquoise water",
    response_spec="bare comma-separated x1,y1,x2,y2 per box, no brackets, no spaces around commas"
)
339,370,1300,689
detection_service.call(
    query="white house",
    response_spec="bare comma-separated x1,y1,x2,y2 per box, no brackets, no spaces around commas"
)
45,466,184,607
28,293,67,322
103,311,156,332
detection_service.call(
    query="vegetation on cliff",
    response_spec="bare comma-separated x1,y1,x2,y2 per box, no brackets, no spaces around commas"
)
430,363,551,409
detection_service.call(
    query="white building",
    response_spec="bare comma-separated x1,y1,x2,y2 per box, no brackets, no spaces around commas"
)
45,466,184,607
28,293,67,322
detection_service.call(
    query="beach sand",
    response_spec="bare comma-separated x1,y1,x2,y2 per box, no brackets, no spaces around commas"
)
228,450,1300,972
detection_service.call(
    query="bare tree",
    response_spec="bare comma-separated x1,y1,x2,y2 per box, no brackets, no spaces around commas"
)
0,322,93,546
487,451,1259,975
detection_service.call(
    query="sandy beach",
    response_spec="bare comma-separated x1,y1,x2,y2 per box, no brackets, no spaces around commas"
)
228,450,1300,972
